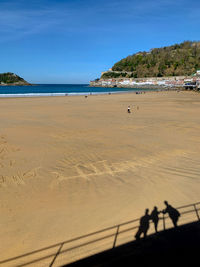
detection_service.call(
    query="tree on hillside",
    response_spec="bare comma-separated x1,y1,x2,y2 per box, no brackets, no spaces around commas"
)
103,41,200,79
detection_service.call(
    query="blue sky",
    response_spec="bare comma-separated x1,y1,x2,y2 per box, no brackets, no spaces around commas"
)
0,0,199,84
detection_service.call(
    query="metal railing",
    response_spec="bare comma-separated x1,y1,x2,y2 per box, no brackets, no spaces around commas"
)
1,201,200,267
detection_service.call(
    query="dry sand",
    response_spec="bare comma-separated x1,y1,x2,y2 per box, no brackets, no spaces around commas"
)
1,90,200,265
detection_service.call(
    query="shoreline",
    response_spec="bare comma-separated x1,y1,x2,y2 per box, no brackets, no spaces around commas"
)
0,87,189,99
0,83,32,86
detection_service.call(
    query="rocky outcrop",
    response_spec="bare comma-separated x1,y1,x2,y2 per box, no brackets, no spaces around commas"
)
0,72,31,86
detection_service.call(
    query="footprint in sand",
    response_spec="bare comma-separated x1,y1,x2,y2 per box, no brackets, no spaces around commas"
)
0,176,7,187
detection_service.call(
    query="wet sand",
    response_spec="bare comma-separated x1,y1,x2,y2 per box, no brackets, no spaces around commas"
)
1,90,200,265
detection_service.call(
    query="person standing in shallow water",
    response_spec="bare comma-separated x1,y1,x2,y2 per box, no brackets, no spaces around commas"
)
127,106,131,113
150,206,160,233
135,209,151,240
162,201,180,227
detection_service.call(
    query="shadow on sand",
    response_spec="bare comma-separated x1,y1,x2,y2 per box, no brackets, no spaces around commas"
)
64,221,200,267
0,201,200,267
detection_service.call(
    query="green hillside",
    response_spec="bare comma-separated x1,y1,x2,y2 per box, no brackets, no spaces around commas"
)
102,41,200,79
0,72,30,85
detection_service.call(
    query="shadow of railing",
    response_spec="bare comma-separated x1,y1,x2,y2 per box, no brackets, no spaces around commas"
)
1,201,200,267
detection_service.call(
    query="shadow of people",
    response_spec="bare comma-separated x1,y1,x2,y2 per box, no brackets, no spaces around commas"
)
162,201,180,227
150,206,160,233
135,209,151,240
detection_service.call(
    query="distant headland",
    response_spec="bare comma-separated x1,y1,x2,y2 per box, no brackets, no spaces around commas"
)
90,41,200,90
0,72,31,86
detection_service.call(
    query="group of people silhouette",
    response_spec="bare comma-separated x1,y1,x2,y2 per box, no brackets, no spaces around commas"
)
135,201,181,240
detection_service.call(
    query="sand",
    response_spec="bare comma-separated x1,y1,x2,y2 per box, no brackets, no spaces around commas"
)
1,90,200,266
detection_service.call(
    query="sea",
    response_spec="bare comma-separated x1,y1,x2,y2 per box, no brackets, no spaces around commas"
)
0,84,153,97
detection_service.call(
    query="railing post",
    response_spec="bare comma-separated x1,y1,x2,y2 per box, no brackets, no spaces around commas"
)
49,242,64,267
194,204,200,221
113,225,120,248
162,214,166,231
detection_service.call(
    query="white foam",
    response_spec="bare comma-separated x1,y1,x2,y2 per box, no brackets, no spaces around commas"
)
0,89,147,98
0,93,69,98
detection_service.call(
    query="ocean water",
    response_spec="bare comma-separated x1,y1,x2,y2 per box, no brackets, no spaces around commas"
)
0,84,153,97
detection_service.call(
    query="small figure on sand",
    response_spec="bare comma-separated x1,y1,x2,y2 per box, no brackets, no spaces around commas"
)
162,201,180,227
127,106,131,113
135,209,151,240
150,206,160,233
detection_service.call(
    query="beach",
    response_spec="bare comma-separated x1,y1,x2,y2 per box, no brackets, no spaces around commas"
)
1,90,200,265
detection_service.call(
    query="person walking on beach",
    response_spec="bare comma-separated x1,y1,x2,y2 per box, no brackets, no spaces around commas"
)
135,209,151,240
150,206,160,233
162,201,180,227
127,106,131,113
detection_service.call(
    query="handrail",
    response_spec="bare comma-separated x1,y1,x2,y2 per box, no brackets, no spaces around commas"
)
0,218,140,265
1,201,200,267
